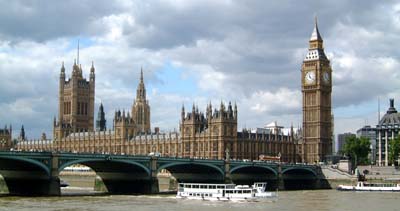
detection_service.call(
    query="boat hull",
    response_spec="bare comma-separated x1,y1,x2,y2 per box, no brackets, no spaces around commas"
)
337,185,400,192
176,195,276,202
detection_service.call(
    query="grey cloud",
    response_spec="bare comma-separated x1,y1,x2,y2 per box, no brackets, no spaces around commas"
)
0,0,399,138
0,0,125,42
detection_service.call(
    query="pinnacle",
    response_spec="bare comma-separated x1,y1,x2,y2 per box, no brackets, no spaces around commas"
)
310,16,323,41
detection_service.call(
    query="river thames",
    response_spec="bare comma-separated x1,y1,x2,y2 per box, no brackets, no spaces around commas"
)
0,190,399,211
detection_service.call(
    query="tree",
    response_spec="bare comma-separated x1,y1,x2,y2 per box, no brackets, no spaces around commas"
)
389,136,400,166
343,136,371,167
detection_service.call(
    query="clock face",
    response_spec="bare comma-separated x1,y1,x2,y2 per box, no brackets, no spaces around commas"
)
323,72,330,84
305,71,316,84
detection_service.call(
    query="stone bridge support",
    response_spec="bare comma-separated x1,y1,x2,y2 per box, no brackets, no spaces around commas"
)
148,156,159,194
224,161,232,184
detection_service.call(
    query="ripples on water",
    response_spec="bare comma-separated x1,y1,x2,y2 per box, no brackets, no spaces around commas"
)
1,190,400,211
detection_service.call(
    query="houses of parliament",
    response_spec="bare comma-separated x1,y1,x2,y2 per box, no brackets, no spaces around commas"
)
14,19,332,164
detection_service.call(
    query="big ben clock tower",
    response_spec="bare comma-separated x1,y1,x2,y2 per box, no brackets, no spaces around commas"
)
301,18,332,163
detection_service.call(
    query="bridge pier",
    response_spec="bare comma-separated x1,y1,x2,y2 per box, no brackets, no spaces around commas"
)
149,157,160,194
278,165,284,190
224,161,232,184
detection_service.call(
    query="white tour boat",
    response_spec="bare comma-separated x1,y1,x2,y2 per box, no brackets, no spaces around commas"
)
337,181,400,192
176,182,277,202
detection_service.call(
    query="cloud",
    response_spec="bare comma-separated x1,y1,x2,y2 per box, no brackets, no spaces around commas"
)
0,0,398,139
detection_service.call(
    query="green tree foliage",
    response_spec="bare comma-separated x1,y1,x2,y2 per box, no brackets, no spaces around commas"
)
343,136,371,166
389,136,400,166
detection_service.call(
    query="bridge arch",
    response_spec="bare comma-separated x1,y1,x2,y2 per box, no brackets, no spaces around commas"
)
282,167,317,176
282,167,318,190
0,155,54,196
0,156,50,176
230,165,278,176
157,162,225,183
229,165,278,189
58,158,153,194
58,158,151,176
157,162,224,176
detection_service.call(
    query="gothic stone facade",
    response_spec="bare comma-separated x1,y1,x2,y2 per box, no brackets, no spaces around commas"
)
18,103,298,162
17,62,299,162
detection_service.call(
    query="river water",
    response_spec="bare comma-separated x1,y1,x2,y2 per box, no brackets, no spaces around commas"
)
0,190,399,211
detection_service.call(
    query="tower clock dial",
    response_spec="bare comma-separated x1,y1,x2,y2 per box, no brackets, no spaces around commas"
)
305,71,316,84
323,72,330,84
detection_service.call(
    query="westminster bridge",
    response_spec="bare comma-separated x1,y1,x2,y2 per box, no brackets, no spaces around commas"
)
0,151,329,196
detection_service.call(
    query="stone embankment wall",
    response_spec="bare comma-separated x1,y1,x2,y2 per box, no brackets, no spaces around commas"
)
321,165,400,189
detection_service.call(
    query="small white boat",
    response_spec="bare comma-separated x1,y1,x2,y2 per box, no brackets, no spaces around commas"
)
337,181,400,192
176,182,277,202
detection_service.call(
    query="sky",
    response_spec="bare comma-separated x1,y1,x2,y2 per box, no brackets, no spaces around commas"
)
0,0,399,142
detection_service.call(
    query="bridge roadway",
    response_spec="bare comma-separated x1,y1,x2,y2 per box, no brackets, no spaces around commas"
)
0,151,328,196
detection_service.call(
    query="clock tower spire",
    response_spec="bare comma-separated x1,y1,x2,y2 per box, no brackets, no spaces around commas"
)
301,17,332,163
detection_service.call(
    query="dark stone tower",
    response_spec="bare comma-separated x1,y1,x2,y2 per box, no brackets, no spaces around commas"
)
96,103,106,131
19,125,25,140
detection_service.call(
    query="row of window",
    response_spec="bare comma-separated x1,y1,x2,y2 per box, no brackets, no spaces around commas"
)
188,193,212,197
63,102,89,115
225,190,251,194
181,184,232,189
78,102,88,115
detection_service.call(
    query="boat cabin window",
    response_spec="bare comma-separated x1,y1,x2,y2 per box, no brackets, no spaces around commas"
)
193,185,199,188
200,185,207,189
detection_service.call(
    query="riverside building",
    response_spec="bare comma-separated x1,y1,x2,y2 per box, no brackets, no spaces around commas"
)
17,61,299,162
376,99,400,166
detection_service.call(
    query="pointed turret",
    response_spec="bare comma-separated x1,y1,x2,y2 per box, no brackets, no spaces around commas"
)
20,125,25,140
96,103,106,131
60,62,65,82
140,67,144,83
60,61,65,74
90,61,95,73
234,102,237,119
72,59,79,76
181,104,185,121
136,68,146,101
310,16,323,41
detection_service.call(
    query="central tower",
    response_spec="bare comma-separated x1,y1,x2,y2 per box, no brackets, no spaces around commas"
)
132,69,151,134
301,18,332,163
